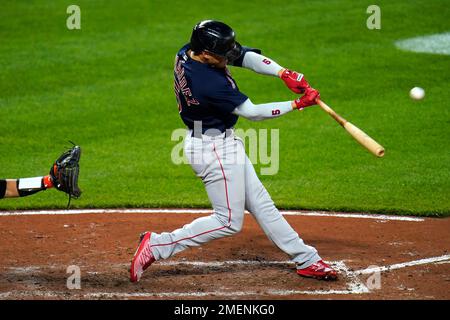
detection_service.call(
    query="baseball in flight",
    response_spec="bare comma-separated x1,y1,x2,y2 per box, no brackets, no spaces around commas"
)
409,87,425,100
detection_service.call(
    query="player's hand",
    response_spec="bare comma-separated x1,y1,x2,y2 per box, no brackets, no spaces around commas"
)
294,87,320,110
280,69,311,94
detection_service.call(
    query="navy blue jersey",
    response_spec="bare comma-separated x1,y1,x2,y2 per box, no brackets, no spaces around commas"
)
174,44,249,133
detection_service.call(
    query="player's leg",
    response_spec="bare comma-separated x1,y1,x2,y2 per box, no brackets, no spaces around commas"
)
239,138,320,268
149,133,246,260
0,176,53,199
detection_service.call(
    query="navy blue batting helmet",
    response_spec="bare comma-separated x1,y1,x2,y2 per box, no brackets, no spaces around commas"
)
190,20,243,62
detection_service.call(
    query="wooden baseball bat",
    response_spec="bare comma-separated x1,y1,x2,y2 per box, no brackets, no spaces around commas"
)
316,99,385,157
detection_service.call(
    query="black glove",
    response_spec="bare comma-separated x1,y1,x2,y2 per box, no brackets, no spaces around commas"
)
50,143,82,203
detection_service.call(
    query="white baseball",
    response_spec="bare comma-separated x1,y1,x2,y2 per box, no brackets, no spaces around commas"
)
409,87,425,100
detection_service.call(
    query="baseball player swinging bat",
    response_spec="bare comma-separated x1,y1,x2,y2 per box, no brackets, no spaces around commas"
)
316,99,385,157
130,20,340,283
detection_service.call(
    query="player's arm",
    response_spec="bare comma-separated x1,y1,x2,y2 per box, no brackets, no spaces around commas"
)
233,50,315,94
0,145,81,200
0,179,19,198
0,177,53,199
230,48,283,76
232,90,319,121
232,99,295,121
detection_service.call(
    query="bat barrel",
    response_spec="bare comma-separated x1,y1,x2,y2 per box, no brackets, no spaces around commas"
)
343,121,385,158
317,99,385,158
376,148,385,157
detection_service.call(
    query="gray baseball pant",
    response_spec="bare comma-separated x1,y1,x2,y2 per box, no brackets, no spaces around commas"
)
149,129,320,268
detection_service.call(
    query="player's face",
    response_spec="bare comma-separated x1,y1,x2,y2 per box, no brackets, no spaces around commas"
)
202,52,228,69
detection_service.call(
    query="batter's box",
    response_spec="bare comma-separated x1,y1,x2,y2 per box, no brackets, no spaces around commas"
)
0,260,370,299
121,260,369,299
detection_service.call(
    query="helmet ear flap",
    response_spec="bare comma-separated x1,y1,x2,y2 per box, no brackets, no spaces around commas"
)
225,41,243,63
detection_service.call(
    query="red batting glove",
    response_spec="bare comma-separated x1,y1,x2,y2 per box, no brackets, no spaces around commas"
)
280,69,311,94
294,87,320,110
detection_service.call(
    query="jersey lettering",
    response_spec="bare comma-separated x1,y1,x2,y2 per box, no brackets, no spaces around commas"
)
272,109,281,116
174,56,200,108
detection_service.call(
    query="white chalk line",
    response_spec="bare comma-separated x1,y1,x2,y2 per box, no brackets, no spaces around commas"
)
2,255,449,299
0,288,362,299
0,208,425,222
86,287,361,298
330,261,369,294
354,254,450,275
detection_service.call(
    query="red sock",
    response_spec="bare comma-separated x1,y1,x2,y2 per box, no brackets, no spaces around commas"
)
43,175,54,189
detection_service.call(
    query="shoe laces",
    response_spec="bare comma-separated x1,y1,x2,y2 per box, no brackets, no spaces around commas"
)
311,260,331,272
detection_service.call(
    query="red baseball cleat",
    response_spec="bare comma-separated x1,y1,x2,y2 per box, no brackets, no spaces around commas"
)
297,260,338,280
130,232,155,283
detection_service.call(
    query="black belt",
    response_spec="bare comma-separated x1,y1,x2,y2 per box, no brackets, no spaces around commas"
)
190,128,234,138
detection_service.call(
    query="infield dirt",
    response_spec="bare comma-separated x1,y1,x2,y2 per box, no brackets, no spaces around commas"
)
0,210,449,299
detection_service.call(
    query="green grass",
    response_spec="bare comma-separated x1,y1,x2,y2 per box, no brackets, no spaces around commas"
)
0,0,449,216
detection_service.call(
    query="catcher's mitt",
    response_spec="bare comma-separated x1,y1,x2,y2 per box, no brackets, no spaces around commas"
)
50,143,82,206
